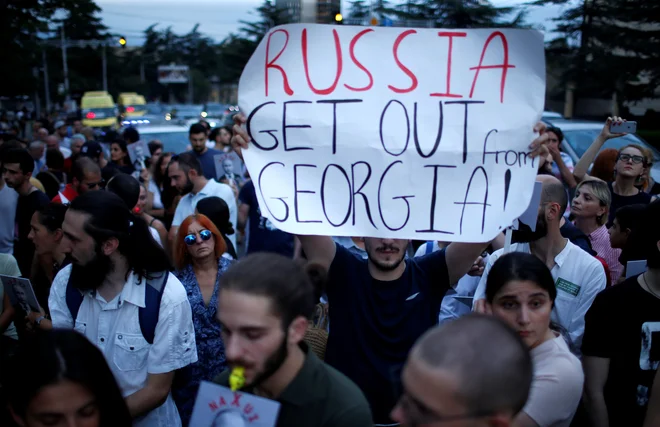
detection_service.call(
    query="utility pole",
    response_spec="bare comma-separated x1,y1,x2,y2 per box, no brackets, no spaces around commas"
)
42,49,51,113
61,26,70,101
102,44,108,91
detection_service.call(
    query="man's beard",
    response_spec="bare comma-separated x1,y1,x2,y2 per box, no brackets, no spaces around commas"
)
511,214,549,244
242,331,289,390
367,244,406,272
69,244,114,291
192,144,205,154
180,175,194,196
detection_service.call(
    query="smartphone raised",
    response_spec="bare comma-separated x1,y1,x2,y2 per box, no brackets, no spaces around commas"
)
610,121,637,134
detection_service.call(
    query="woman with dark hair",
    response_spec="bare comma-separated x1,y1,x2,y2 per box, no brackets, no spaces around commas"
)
147,151,174,220
172,214,231,426
485,252,583,427
136,182,168,249
23,202,70,333
4,329,132,427
195,196,237,259
545,126,577,188
109,139,135,175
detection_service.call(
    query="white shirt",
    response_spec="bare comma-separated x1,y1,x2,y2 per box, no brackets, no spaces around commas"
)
414,242,482,324
172,179,237,249
523,335,584,426
473,241,606,352
149,226,162,247
49,265,198,427
148,179,164,210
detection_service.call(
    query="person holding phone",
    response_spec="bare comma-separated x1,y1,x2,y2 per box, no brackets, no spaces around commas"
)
573,117,656,225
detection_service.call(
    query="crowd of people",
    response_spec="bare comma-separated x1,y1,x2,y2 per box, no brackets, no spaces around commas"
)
0,111,658,427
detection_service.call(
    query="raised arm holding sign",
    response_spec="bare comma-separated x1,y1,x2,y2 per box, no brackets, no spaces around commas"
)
233,23,548,425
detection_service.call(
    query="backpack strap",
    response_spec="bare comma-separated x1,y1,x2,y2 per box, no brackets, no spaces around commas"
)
65,273,84,323
425,241,434,255
139,271,169,345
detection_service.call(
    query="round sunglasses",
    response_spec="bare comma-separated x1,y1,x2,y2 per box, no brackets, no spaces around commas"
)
184,229,213,246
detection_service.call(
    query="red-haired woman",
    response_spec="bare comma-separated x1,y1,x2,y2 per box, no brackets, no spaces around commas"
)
172,214,231,426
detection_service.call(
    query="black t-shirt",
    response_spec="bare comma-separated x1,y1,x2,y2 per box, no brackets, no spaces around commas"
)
13,189,49,277
560,220,594,255
326,244,449,424
582,275,660,426
101,163,119,182
607,182,652,226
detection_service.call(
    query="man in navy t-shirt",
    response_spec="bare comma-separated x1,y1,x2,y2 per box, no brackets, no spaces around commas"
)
300,235,488,424
186,123,222,180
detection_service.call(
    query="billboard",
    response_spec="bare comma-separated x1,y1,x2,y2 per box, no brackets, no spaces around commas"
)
158,65,189,84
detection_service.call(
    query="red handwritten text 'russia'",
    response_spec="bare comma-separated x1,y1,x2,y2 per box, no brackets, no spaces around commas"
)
265,28,514,102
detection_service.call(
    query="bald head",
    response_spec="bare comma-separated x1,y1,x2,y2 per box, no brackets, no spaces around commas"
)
536,174,568,217
412,314,532,415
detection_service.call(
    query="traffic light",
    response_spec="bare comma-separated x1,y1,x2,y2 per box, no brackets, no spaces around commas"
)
118,36,127,47
335,13,343,23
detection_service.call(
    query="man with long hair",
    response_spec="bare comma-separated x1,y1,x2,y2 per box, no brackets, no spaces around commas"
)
48,190,198,427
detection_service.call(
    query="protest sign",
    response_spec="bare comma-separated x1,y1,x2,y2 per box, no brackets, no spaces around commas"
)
189,381,280,427
239,24,546,242
1,275,41,314
127,140,150,167
214,152,246,187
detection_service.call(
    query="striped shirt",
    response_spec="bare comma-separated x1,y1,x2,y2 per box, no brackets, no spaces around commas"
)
587,225,622,283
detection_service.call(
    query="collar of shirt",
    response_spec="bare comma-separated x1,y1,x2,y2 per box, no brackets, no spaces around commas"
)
186,178,215,201
587,224,609,243
87,271,146,308
277,342,323,406
517,240,572,269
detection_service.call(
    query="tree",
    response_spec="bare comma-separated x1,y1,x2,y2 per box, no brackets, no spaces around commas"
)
0,0,56,97
347,0,370,21
216,0,290,84
391,0,526,28
533,0,660,109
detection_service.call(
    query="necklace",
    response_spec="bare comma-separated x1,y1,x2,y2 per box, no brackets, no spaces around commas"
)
641,273,660,299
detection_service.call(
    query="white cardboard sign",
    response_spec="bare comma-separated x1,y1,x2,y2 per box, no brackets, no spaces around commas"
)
238,24,546,242
189,381,281,427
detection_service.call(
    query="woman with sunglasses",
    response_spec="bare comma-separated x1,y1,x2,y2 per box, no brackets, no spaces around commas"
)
172,214,231,426
485,252,583,427
573,117,655,224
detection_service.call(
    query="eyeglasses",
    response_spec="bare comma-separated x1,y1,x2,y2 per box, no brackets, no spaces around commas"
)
86,180,105,189
618,153,645,164
184,229,212,246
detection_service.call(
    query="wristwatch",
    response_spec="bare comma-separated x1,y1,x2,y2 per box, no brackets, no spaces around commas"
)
35,315,46,326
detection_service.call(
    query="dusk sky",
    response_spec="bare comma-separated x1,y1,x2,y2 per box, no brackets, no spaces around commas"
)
95,0,571,45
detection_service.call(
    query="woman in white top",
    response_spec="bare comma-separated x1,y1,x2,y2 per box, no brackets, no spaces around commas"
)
485,252,583,427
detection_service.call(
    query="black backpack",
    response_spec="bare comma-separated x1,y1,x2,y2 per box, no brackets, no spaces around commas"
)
65,271,169,344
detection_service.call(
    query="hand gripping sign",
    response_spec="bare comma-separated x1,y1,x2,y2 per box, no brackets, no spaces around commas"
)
238,24,546,242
